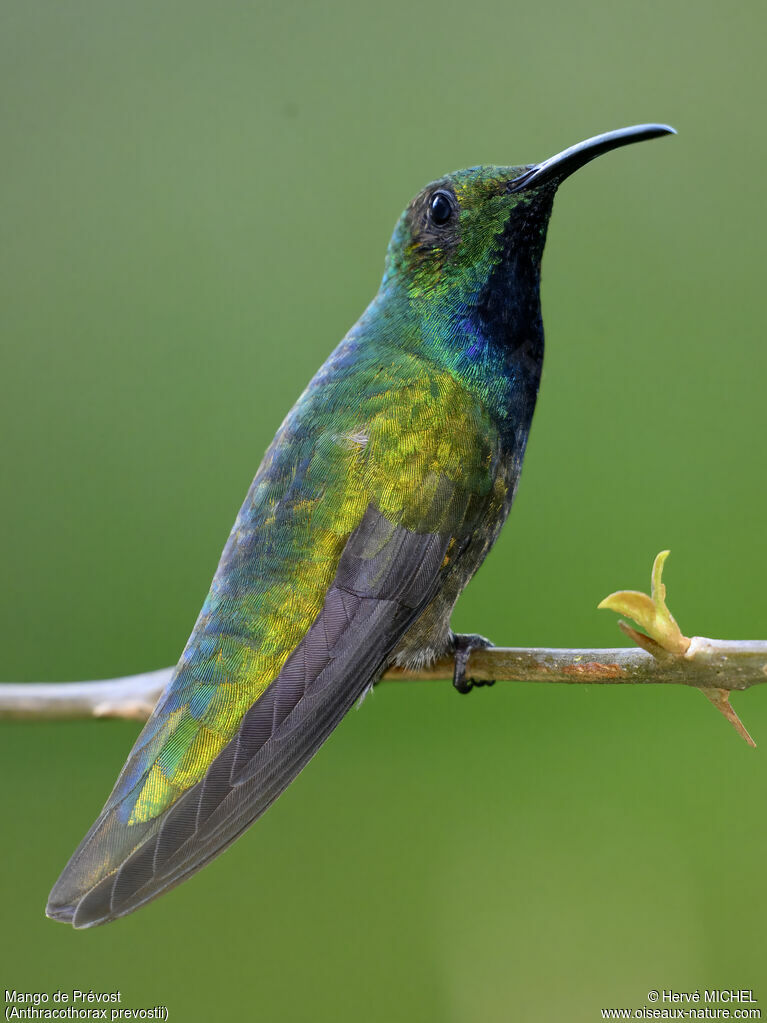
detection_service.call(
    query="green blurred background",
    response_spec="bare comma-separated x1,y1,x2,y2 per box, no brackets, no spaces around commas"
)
2,1,766,1019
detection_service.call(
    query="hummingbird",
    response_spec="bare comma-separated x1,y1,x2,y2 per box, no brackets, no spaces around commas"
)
47,124,674,927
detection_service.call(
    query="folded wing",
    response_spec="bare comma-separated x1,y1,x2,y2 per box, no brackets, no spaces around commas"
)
47,505,451,928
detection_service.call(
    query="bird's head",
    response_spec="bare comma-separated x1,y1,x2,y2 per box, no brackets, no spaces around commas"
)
382,125,675,320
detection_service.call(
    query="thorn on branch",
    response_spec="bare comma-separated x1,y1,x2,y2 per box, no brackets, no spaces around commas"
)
699,687,757,749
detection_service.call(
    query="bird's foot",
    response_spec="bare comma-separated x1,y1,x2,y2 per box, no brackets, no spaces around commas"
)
451,633,495,694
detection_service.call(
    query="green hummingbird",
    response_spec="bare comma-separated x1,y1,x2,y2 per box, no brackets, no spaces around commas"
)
47,124,674,927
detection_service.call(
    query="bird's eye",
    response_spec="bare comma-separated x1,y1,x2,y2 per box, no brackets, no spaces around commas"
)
429,190,454,226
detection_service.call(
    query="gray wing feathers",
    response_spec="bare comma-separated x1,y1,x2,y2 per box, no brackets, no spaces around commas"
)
47,506,450,927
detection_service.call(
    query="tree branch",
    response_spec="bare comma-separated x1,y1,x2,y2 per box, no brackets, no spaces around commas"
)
0,668,172,722
2,553,765,745
1,639,766,721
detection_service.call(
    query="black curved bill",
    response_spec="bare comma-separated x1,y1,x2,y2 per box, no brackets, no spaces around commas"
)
509,123,676,192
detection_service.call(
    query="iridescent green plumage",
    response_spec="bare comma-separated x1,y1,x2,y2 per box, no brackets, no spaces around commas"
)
126,353,509,826
48,126,674,927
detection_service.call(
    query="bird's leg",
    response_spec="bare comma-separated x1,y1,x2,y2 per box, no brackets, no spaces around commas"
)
450,633,495,694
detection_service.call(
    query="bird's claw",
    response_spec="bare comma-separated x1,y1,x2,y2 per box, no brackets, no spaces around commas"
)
451,633,495,694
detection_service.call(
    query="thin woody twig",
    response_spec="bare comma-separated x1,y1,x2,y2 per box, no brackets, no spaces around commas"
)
1,638,766,722
0,669,172,722
2,553,764,747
